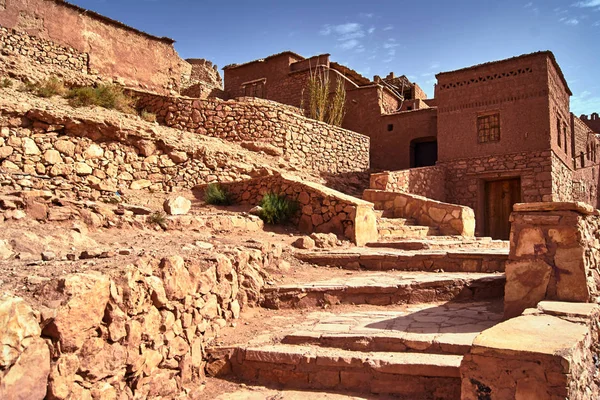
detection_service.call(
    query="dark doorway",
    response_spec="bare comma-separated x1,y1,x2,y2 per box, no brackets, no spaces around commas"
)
410,137,438,168
484,178,521,240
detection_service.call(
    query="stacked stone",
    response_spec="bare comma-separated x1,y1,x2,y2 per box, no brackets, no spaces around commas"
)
0,246,282,399
370,166,446,201
0,122,255,198
0,26,88,73
135,91,370,174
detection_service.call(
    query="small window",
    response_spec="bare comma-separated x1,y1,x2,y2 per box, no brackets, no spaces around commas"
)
557,118,561,148
581,152,585,168
387,124,394,132
477,113,500,143
563,124,568,155
407,106,413,111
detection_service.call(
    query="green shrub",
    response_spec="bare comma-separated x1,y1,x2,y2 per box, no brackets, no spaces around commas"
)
140,109,157,122
148,211,168,229
22,77,67,97
258,192,299,225
67,84,136,114
1,78,12,88
204,183,233,205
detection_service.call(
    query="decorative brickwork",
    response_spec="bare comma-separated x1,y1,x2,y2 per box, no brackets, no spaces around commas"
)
135,91,370,174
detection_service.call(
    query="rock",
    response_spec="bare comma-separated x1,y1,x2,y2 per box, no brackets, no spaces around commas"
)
39,273,111,352
54,140,76,157
194,241,214,250
168,150,188,163
163,196,191,216
5,209,26,220
240,141,284,156
0,296,42,368
122,203,153,215
504,260,552,319
74,162,93,175
41,251,56,261
26,200,48,220
84,144,104,159
249,206,263,216
22,138,40,155
310,232,338,248
130,179,152,190
0,240,14,260
43,149,62,164
0,337,50,400
136,140,157,157
0,146,14,159
293,236,315,250
159,256,193,301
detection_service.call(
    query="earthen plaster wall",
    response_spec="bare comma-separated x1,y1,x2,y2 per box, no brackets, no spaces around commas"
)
435,53,553,163
581,113,600,133
0,0,189,93
135,91,370,175
369,166,446,201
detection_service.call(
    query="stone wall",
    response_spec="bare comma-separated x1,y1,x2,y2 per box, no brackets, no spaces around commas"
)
552,152,574,202
199,173,378,246
0,246,283,399
363,189,475,236
181,58,225,99
461,301,600,400
0,26,88,73
369,166,446,201
504,202,600,318
135,91,370,175
0,1,190,93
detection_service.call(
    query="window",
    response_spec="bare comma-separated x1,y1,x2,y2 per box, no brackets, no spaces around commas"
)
557,118,561,148
477,113,500,143
387,124,394,132
563,124,568,155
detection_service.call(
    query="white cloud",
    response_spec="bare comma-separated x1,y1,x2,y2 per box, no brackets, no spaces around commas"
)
383,42,399,49
383,57,394,63
359,12,374,18
571,91,600,115
334,23,362,34
573,0,600,7
560,17,580,25
524,2,533,7
368,27,375,34
340,39,360,50
383,25,394,31
339,31,365,41
594,20,600,26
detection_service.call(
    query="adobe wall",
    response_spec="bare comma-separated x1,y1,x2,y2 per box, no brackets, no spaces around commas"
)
363,189,475,236
135,92,370,175
369,166,446,201
439,150,553,235
0,0,189,93
504,202,600,318
435,53,552,163
198,173,378,246
181,59,225,99
581,112,600,133
0,246,284,399
548,57,573,170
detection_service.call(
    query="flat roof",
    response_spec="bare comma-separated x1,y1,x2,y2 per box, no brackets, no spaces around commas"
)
436,51,572,96
223,51,305,70
55,0,175,44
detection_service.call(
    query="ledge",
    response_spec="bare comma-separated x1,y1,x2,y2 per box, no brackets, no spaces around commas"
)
513,202,597,215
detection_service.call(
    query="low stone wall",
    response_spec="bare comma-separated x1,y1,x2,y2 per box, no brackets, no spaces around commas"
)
199,173,378,246
0,26,88,73
504,202,600,318
363,189,475,236
0,246,283,399
135,91,370,174
461,301,600,399
369,166,446,201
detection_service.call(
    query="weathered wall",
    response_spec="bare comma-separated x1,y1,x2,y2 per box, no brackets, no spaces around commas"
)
461,301,600,400
363,189,475,236
369,166,446,201
0,246,283,399
439,150,553,235
199,173,378,246
181,58,225,99
581,112,600,133
548,56,573,170
0,25,87,73
0,0,189,93
135,91,370,175
435,52,554,163
504,202,600,318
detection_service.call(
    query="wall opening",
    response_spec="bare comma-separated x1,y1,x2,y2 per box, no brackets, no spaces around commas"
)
387,124,394,132
410,137,438,168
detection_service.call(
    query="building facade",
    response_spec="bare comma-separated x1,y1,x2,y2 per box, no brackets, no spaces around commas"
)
223,51,599,239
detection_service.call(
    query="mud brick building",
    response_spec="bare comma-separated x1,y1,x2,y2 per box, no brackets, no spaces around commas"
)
223,51,600,239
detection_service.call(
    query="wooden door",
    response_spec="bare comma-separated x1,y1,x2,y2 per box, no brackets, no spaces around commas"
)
485,178,521,240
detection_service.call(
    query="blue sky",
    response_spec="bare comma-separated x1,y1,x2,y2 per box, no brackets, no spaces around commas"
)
71,0,599,115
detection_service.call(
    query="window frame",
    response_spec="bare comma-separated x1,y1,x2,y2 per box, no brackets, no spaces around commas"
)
477,112,501,144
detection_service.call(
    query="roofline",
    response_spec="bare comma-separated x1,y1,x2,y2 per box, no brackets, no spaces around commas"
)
223,51,305,70
54,0,175,44
436,51,572,96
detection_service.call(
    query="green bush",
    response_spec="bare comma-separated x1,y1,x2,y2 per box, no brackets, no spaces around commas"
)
67,84,136,114
204,183,233,205
258,192,299,225
148,211,168,229
22,77,67,98
140,109,157,122
1,78,12,88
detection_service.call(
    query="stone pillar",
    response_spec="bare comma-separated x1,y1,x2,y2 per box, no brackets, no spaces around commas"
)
504,202,600,319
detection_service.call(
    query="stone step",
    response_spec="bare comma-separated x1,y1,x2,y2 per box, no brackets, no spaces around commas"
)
282,300,503,355
295,248,508,273
261,271,505,309
368,237,509,251
226,344,462,397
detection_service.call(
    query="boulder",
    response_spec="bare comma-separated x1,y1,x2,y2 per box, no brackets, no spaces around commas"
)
163,196,191,216
293,236,315,250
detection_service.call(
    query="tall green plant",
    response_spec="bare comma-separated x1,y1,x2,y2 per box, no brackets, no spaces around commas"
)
305,67,346,127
